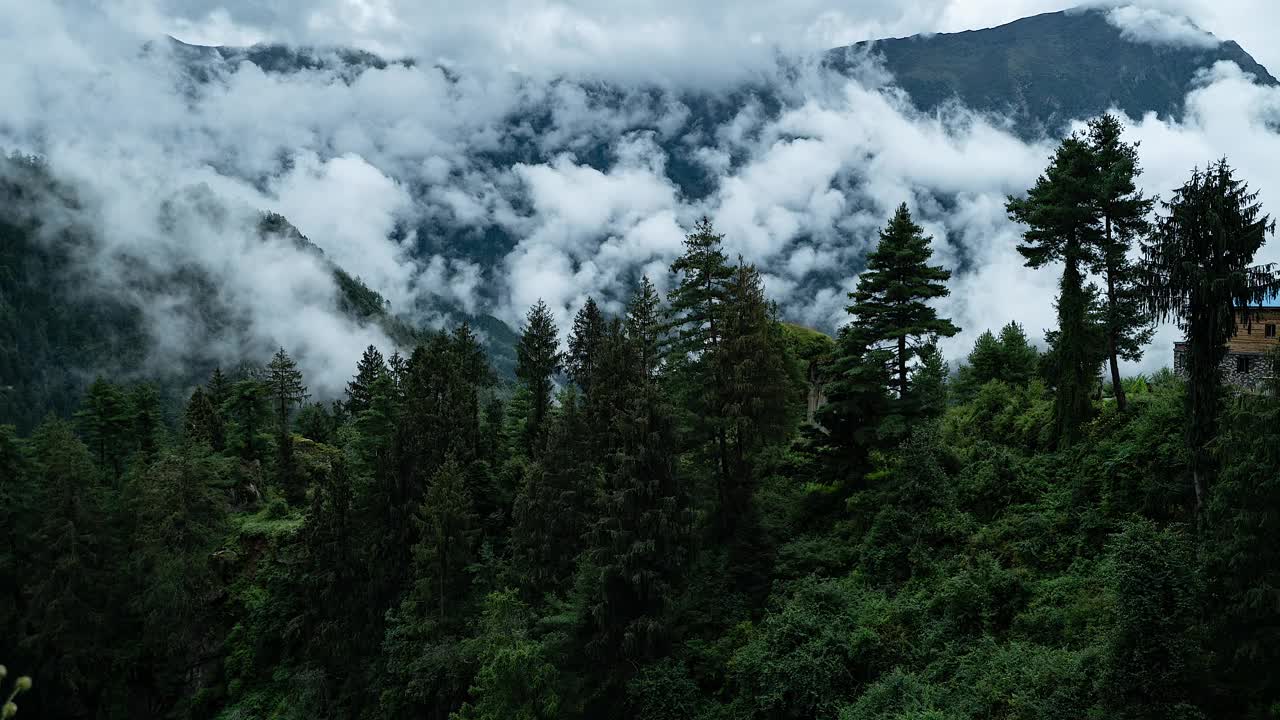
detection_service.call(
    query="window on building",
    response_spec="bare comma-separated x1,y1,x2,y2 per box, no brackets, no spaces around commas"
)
1238,356,1253,373
1267,324,1276,338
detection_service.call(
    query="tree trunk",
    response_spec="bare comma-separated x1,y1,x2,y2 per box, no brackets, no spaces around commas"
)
897,334,908,399
1104,217,1128,411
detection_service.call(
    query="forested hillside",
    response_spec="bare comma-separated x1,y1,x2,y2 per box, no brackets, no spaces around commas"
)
3,114,1280,720
0,154,517,434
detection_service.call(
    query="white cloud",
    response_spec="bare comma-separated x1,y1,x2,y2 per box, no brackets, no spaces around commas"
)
1106,5,1217,48
2,0,1279,392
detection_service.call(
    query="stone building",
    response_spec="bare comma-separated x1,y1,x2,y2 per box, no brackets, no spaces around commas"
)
1173,302,1280,389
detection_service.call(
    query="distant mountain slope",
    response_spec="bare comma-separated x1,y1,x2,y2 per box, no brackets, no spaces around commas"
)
0,154,516,431
829,8,1277,133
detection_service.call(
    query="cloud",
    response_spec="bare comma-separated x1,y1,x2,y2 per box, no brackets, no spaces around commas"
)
1105,5,1217,48
2,0,1279,396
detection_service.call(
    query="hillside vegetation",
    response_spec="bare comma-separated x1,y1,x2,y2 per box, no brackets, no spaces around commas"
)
3,114,1280,720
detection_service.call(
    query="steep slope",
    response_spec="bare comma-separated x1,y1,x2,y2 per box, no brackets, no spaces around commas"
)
830,8,1277,133
0,154,516,431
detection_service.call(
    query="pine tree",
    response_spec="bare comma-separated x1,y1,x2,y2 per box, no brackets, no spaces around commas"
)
516,300,563,455
954,321,1041,400
1087,114,1156,412
206,367,231,409
346,344,388,416
714,260,795,530
266,348,309,436
182,385,225,451
1008,134,1106,446
223,378,270,463
810,324,894,480
1141,159,1279,509
127,445,230,699
511,388,595,596
22,419,111,717
667,216,733,358
845,203,958,434
588,278,692,668
416,458,476,623
266,348,309,504
996,321,1041,386
628,276,666,385
127,384,164,460
568,297,607,395
912,342,949,418
74,377,131,484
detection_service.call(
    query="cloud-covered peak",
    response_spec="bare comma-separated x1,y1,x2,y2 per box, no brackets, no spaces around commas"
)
1105,5,1218,48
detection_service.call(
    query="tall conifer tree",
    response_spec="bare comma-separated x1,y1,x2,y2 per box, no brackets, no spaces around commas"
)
845,203,959,434
1008,134,1106,446
516,300,563,455
1087,114,1155,411
1141,159,1278,509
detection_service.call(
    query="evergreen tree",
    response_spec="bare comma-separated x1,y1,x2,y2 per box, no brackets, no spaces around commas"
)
346,344,388,416
810,325,894,481
516,300,563,455
1205,365,1280,714
628,277,666,384
1087,114,1156,412
666,219,736,523
1008,134,1106,446
511,388,595,596
222,377,269,464
126,445,230,702
846,204,958,405
568,297,607,395
912,342,949,418
266,348,308,504
1100,520,1206,719
417,458,477,623
206,366,231,409
182,385,225,451
453,591,563,720
294,401,335,444
266,347,309,437
74,377,131,484
0,425,30,673
588,280,692,669
667,216,733,358
714,260,795,531
127,384,164,460
954,321,1041,400
995,321,1041,386
21,419,111,718
1141,159,1278,509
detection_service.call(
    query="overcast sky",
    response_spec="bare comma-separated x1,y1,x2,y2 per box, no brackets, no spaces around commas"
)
4,0,1280,391
143,0,1280,78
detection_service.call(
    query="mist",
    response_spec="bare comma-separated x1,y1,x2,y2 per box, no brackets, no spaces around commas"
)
3,0,1279,394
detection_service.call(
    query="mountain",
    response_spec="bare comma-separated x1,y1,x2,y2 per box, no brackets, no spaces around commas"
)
828,8,1277,134
4,6,1276,428
0,154,513,432
171,7,1275,139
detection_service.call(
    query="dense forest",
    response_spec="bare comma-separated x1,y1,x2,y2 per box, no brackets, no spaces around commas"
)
4,114,1280,720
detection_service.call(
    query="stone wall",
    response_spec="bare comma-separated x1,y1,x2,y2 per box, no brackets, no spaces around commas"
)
1174,343,1274,389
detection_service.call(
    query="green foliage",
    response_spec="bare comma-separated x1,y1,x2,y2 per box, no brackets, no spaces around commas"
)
1142,159,1279,508
953,322,1040,401
452,591,563,720
8,185,1280,720
729,575,902,719
845,203,958,405
1008,133,1106,446
515,300,562,454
